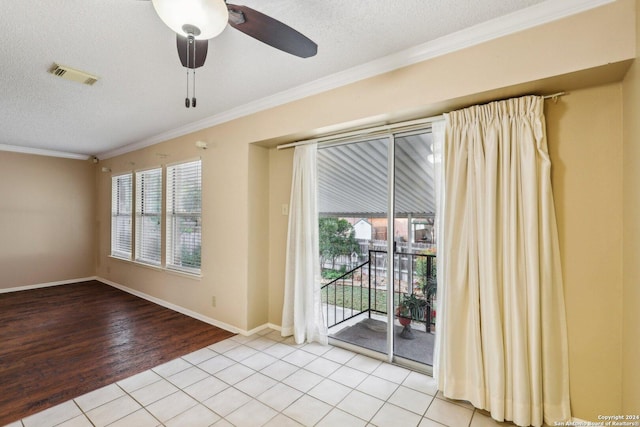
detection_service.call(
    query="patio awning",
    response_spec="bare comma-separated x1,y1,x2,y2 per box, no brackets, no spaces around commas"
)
317,132,436,218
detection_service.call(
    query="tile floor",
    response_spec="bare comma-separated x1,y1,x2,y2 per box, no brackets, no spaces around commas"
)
5,329,502,427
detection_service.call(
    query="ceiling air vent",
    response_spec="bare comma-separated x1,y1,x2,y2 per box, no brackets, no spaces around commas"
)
48,63,99,86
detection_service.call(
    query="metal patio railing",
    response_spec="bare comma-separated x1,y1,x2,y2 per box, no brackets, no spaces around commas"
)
320,250,436,331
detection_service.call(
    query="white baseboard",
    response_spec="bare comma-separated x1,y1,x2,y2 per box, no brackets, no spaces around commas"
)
245,323,283,337
2,276,282,339
266,323,282,332
96,277,246,335
0,276,97,294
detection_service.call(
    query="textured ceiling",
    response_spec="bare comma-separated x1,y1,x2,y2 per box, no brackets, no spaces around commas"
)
0,0,560,158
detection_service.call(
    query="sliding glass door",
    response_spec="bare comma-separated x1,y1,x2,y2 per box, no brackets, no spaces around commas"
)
392,130,437,367
318,137,390,357
317,129,437,369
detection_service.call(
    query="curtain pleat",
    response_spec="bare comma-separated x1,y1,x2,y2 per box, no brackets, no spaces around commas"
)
281,144,328,345
435,96,570,426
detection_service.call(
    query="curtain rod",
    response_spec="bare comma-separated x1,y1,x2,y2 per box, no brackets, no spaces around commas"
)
277,114,443,150
277,91,567,150
543,91,566,102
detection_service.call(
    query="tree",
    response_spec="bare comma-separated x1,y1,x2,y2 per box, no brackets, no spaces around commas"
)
318,217,361,272
415,252,437,299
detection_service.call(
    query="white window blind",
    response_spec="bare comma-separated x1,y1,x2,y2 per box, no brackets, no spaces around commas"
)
111,173,132,259
166,160,202,274
135,168,162,265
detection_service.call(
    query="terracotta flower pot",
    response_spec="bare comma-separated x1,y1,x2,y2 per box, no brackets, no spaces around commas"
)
398,316,412,326
396,307,412,326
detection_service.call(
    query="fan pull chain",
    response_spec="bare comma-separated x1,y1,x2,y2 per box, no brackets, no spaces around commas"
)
192,38,197,108
183,35,198,108
185,35,191,108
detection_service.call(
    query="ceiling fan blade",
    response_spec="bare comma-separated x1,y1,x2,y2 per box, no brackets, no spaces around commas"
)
177,34,209,69
226,4,317,58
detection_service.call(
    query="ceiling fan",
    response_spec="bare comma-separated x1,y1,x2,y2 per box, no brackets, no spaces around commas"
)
148,0,318,108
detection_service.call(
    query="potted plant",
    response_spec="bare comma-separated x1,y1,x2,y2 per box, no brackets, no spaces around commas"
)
396,293,427,339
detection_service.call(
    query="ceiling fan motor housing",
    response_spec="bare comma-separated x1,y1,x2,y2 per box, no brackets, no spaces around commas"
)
151,0,229,40
182,24,201,37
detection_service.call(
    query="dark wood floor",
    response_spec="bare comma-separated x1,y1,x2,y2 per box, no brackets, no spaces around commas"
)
0,280,235,425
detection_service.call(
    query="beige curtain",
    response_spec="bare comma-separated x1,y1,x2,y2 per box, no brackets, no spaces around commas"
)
434,96,570,427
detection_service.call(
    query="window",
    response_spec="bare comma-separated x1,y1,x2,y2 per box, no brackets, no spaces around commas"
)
135,168,162,265
166,160,202,273
110,160,201,275
111,173,132,259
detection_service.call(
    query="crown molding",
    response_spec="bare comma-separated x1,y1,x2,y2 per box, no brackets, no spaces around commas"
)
0,143,90,160
98,0,614,159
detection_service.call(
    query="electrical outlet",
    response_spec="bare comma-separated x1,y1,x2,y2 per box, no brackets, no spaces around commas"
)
211,296,216,307
281,204,289,215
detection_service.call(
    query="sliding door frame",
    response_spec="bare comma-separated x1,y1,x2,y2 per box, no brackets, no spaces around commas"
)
386,133,395,364
320,126,435,374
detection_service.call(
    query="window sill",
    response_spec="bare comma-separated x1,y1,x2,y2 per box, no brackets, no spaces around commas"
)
165,268,202,281
108,256,202,280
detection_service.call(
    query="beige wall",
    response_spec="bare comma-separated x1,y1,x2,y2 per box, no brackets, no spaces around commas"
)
0,0,632,419
267,148,294,325
621,0,640,414
0,0,633,418
266,83,628,421
255,0,636,334
96,131,251,331
546,84,623,419
247,144,270,330
0,151,95,289
85,0,636,418
187,0,633,152
93,0,634,333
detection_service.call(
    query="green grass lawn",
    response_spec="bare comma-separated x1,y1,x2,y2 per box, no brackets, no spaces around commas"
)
321,284,400,313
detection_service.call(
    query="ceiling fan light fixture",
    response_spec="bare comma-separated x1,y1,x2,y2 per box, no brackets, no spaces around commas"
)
151,0,229,40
